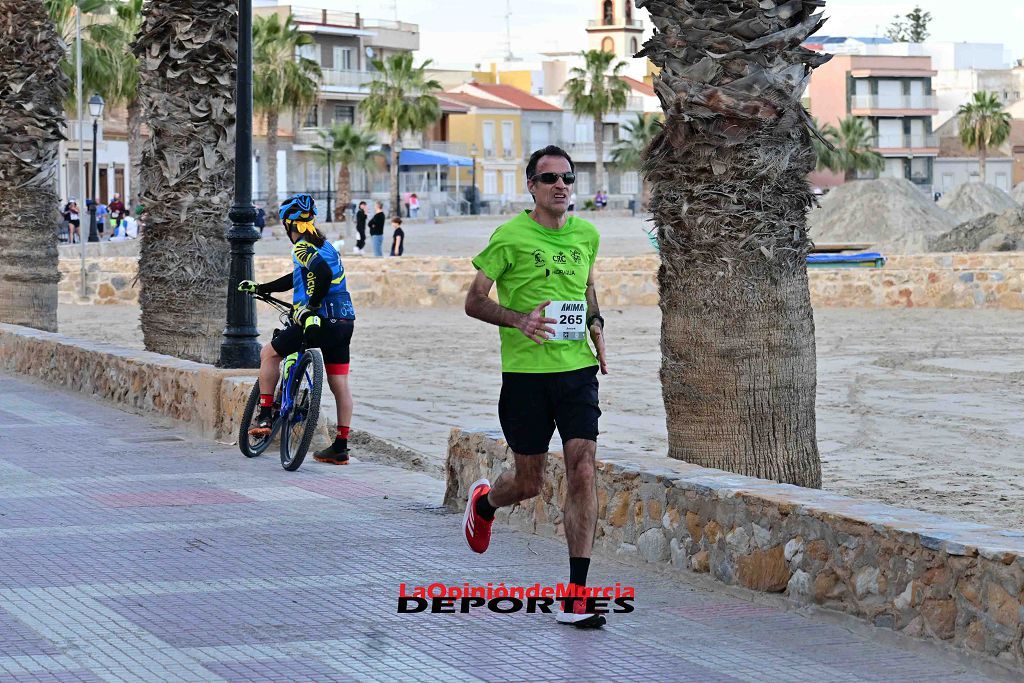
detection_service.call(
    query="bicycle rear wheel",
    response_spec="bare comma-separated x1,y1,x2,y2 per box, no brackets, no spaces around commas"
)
239,382,281,458
280,348,324,471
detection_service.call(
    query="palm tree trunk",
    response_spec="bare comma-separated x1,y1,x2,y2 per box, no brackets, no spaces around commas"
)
134,0,234,364
390,126,400,216
266,110,279,222
643,0,827,488
978,140,987,182
0,0,69,332
127,97,142,209
338,163,351,220
593,116,605,195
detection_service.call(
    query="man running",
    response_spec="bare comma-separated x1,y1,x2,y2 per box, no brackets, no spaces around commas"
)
461,145,609,628
238,193,356,465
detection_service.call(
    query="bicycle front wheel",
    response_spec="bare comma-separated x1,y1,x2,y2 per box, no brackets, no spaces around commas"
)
280,348,324,471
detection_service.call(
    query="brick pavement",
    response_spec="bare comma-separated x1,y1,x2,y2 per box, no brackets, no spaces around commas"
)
0,373,1001,682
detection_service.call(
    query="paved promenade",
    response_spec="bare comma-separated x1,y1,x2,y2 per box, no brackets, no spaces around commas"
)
0,373,1002,682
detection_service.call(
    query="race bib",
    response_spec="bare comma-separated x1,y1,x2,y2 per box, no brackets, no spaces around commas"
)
546,301,587,341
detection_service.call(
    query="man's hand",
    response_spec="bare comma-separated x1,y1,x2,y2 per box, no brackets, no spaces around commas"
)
237,280,258,293
590,321,608,375
517,300,557,345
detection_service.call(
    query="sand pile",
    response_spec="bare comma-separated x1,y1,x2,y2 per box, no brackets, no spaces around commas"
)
808,178,956,253
937,182,1017,222
1013,183,1024,206
932,206,1024,252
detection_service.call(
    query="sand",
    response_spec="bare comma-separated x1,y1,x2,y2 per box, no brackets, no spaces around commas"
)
938,182,1019,223
57,303,1024,531
808,178,956,253
932,207,1024,252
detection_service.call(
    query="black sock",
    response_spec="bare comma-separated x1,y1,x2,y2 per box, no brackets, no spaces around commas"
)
332,437,348,451
569,557,590,588
474,492,497,521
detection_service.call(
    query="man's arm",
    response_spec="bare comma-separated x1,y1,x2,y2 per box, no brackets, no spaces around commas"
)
464,270,556,345
585,266,608,375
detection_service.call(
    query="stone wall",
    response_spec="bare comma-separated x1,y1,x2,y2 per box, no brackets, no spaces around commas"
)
59,253,1024,309
445,429,1024,671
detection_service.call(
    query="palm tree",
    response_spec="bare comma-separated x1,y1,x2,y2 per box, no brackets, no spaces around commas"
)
88,0,143,209
814,116,884,181
253,12,320,221
957,91,1012,181
360,52,442,215
0,0,69,332
564,49,631,194
640,0,832,488
44,0,111,105
132,0,235,364
311,123,381,222
611,112,662,210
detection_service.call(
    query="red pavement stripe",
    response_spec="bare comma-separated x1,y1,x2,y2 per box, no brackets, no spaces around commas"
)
91,489,256,508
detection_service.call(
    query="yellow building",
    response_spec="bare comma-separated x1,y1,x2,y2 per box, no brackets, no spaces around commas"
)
440,92,524,205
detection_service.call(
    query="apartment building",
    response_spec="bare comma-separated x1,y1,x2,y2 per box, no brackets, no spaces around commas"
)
808,53,940,191
252,4,421,202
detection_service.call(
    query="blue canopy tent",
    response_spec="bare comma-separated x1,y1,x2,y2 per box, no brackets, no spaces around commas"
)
396,149,474,214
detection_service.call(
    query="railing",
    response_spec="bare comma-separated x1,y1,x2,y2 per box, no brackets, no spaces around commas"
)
64,120,104,144
290,7,360,27
294,128,324,145
361,18,418,32
587,19,643,28
566,142,614,159
873,134,939,149
320,69,375,89
851,95,936,110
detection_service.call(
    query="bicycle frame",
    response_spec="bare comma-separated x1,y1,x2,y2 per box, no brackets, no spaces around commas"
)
250,292,315,427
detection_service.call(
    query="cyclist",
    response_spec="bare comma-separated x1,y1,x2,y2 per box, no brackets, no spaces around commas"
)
238,194,357,465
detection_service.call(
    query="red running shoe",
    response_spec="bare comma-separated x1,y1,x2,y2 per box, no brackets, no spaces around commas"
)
463,478,493,554
556,586,607,629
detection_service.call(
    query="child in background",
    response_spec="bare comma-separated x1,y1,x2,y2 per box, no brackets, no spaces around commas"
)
390,216,405,256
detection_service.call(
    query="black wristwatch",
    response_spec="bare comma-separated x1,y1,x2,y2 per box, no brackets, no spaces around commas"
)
587,314,605,330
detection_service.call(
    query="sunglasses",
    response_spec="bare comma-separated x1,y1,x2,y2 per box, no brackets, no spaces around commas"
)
530,172,576,185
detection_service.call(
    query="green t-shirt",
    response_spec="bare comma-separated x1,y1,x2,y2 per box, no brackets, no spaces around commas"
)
472,211,600,374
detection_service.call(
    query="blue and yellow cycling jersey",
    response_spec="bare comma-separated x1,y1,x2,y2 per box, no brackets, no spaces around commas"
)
291,240,356,320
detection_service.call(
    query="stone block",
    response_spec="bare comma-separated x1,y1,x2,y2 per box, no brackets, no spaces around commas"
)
921,598,957,640
637,528,669,563
737,546,790,593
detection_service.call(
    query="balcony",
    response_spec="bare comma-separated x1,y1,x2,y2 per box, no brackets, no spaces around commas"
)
851,94,936,112
290,8,360,27
321,69,375,91
566,142,613,162
872,134,939,151
294,128,324,146
64,120,105,147
586,19,643,29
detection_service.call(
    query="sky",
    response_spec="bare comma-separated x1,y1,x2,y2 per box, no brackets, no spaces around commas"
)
301,0,1024,69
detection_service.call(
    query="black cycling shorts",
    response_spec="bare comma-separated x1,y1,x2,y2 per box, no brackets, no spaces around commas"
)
498,365,601,455
271,318,354,374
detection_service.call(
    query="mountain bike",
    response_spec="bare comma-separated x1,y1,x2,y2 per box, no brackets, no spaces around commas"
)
238,292,323,471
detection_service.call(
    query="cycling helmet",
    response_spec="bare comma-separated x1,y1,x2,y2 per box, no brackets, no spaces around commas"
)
279,193,318,222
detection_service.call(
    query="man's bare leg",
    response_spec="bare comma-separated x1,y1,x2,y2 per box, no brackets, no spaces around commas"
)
562,438,598,558
486,452,546,507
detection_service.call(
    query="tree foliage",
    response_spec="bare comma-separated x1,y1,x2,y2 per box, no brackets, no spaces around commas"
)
886,5,931,42
813,116,884,180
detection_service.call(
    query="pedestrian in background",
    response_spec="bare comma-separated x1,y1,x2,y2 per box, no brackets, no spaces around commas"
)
355,201,367,254
390,216,405,256
409,193,420,218
368,201,386,257
108,193,125,233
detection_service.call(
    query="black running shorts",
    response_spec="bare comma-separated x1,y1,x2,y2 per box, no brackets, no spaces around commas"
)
498,365,601,455
271,318,354,372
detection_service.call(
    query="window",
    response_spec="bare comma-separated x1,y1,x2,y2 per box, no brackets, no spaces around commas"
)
602,0,613,25
298,43,320,64
482,121,495,157
502,171,516,198
603,123,618,143
910,157,929,180
630,37,639,55
483,170,497,195
883,158,904,179
302,106,319,128
574,120,593,143
877,80,902,108
575,170,591,195
333,47,352,71
601,37,614,53
529,122,551,151
877,119,902,148
333,105,355,125
995,173,1009,190
941,173,954,191
501,121,514,158
625,1,633,24
620,171,639,194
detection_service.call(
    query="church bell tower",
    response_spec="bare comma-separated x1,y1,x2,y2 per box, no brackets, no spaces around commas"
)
585,0,644,69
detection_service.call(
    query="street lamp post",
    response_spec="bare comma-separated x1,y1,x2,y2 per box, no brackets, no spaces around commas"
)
87,94,104,243
219,0,261,368
470,143,478,215
326,147,333,223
